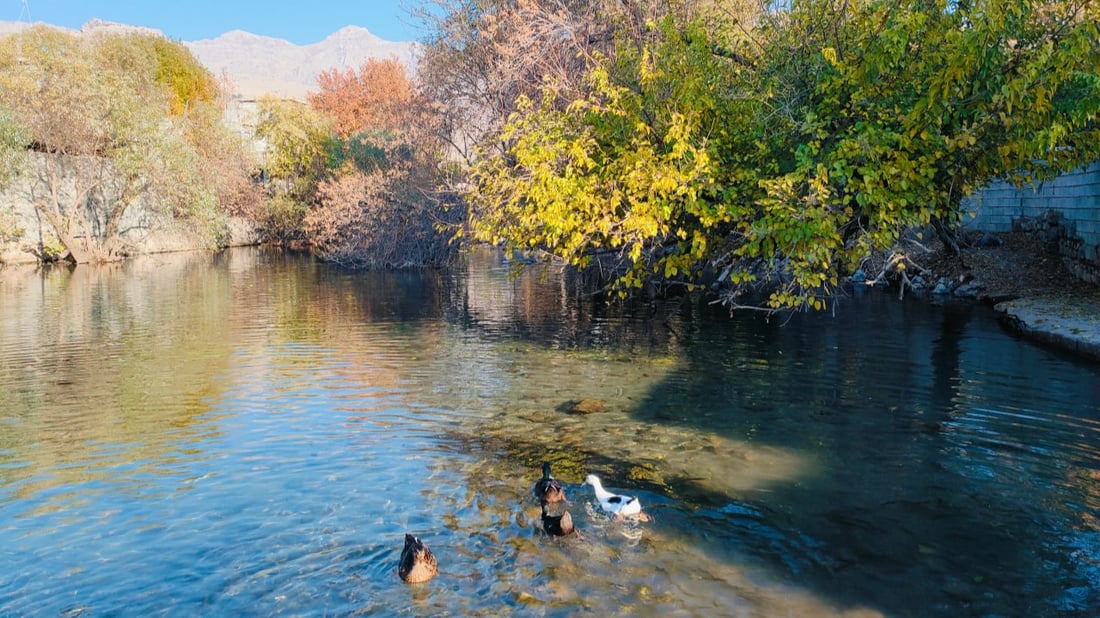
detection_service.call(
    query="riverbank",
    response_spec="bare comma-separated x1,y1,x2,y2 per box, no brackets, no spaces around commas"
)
921,231,1100,362
0,216,263,265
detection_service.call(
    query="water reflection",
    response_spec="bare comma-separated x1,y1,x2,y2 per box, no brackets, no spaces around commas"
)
0,255,234,507
0,247,1097,616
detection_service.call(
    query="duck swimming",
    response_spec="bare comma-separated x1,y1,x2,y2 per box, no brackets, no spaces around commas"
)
398,534,438,583
533,461,567,505
584,474,647,521
540,502,576,536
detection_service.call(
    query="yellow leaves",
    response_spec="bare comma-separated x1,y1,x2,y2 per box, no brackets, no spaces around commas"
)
639,47,657,87
148,37,219,117
467,49,727,299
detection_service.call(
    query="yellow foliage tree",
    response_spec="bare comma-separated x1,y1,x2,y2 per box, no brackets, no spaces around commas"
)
465,0,1100,310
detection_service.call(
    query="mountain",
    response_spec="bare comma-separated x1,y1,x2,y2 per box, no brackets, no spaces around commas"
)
186,25,417,100
0,20,417,101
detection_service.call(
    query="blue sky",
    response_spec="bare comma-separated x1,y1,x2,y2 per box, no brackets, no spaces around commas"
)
6,0,422,44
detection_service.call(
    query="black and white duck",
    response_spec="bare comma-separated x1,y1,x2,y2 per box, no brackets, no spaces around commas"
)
584,474,649,521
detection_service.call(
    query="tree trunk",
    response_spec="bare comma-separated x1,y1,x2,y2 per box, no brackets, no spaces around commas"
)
33,201,93,263
932,216,961,256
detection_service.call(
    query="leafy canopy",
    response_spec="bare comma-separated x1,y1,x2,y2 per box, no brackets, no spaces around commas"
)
467,0,1100,310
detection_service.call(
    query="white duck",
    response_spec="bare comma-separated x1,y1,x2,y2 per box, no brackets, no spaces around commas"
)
584,474,646,520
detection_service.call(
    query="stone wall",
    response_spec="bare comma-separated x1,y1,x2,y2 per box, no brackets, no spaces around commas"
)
963,162,1100,285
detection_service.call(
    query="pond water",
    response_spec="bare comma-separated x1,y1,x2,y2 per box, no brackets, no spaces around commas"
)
1,247,1098,617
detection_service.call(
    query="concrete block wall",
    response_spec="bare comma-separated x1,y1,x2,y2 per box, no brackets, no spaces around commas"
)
963,162,1100,285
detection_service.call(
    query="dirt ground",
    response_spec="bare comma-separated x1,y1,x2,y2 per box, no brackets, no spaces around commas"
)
916,231,1097,302
914,231,1100,361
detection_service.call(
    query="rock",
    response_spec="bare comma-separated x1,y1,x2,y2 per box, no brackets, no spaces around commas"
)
976,232,1003,247
558,399,607,415
953,282,982,298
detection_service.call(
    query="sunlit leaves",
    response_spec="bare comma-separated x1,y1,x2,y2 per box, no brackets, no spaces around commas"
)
468,41,723,295
149,37,219,116
295,53,456,267
255,97,338,200
96,33,219,117
308,57,415,139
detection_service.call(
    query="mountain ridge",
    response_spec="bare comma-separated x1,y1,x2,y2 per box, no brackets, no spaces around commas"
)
0,19,417,100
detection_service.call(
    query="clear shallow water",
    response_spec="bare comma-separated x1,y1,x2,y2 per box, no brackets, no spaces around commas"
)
0,247,1098,617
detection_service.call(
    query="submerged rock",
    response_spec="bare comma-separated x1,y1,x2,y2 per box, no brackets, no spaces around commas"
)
558,399,607,415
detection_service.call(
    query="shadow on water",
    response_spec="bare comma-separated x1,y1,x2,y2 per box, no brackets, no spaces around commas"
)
608,295,1100,616
425,252,1100,616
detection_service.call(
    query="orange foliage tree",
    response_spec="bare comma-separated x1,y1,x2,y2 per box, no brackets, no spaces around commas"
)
308,57,414,138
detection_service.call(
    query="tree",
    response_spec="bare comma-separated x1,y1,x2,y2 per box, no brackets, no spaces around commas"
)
467,17,739,291
299,57,461,266
253,97,339,240
303,157,462,267
465,0,1100,310
413,0,674,165
308,57,416,139
96,32,219,117
0,27,249,262
752,0,1100,260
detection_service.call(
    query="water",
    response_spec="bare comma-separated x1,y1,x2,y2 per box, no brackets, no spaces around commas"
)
0,247,1098,617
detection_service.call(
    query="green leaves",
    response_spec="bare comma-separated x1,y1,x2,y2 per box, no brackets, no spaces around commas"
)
255,98,338,199
0,109,28,187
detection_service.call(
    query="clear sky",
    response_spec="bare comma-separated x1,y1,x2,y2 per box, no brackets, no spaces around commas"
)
6,0,423,44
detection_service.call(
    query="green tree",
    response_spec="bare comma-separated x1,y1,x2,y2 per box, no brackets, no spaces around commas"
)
467,0,1100,310
253,97,339,240
0,110,29,242
0,109,28,188
750,0,1100,281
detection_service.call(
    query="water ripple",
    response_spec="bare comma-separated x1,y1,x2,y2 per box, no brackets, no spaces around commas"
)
1,250,1098,616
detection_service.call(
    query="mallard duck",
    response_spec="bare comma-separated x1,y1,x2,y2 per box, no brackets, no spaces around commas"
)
533,461,567,505
584,474,646,520
541,502,576,536
398,534,438,583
